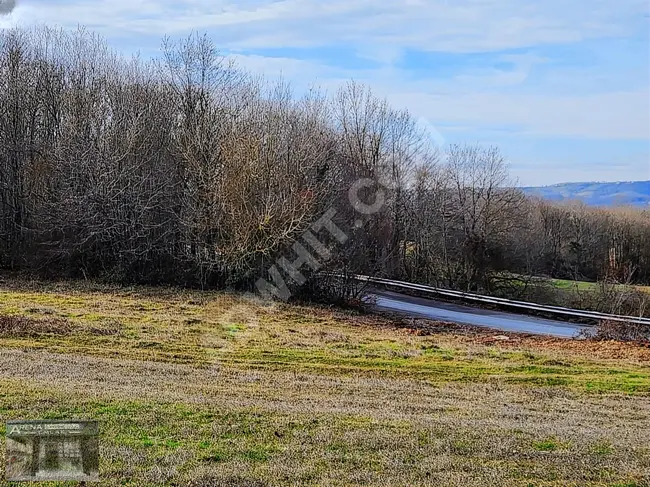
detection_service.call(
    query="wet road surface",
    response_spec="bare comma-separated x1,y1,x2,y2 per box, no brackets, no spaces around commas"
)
368,289,590,338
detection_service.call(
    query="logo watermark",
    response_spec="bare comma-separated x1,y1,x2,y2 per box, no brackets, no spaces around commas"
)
6,420,99,482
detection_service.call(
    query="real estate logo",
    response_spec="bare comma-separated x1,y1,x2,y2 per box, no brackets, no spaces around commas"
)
6,420,99,482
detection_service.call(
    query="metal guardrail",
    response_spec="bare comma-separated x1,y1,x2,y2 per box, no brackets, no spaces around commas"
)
332,274,650,325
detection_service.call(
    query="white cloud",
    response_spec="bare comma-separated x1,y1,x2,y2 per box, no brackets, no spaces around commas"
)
1,0,648,145
387,91,650,140
3,0,648,53
228,53,336,83
226,51,650,140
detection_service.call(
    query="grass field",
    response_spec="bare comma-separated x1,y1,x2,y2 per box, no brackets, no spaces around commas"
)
550,278,650,295
550,278,601,292
0,278,649,486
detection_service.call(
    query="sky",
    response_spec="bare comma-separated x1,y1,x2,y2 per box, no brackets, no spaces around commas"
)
1,0,649,186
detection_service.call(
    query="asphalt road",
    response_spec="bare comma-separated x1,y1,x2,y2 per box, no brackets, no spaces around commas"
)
367,289,590,338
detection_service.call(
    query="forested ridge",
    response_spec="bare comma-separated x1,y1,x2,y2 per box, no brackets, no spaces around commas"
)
1,27,649,308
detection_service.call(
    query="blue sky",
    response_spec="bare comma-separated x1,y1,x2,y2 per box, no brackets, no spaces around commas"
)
1,0,649,185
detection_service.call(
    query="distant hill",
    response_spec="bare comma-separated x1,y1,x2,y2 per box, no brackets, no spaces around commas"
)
522,181,650,208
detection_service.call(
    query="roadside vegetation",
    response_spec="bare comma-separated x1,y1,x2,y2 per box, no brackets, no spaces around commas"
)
0,279,649,486
485,274,650,320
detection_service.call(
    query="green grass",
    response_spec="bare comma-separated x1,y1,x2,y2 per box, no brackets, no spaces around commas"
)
550,278,650,296
550,278,600,292
0,280,649,486
532,437,570,452
496,273,650,297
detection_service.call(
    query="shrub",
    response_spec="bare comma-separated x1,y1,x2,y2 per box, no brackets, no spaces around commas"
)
583,320,650,343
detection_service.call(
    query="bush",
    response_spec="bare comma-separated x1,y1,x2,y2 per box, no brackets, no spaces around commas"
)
583,320,650,343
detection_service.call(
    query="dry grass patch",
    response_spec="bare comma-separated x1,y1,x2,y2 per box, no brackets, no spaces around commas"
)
187,475,270,487
0,313,122,339
0,314,74,337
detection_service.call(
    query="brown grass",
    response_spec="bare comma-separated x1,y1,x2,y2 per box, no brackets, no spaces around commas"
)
0,314,74,337
0,313,121,338
188,475,270,487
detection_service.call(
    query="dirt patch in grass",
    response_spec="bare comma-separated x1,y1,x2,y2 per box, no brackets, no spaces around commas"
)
478,334,650,363
0,314,74,337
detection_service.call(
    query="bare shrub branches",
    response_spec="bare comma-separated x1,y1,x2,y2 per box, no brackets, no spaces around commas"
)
584,320,650,343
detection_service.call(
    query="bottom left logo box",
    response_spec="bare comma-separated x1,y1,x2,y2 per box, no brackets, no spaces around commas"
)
6,420,99,482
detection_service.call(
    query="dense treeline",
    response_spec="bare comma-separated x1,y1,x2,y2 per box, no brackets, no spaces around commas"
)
405,183,650,290
1,27,649,303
